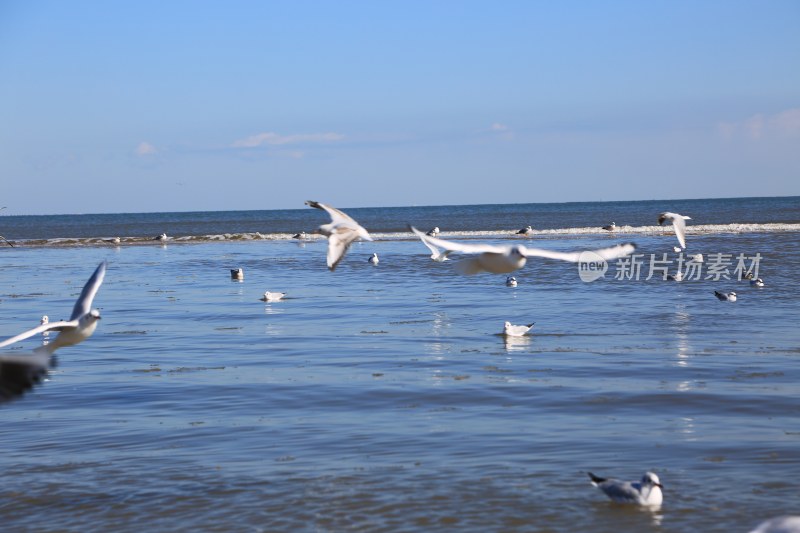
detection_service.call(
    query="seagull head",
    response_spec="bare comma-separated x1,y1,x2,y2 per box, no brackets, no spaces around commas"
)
642,472,663,489
509,246,526,259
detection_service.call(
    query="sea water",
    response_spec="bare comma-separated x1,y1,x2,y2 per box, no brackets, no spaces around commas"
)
0,197,799,531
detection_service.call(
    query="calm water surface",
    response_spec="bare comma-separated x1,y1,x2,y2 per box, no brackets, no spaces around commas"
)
1,202,799,532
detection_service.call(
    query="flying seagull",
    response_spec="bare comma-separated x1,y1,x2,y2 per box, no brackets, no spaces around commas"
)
658,212,691,249
0,261,107,353
409,226,636,275
0,261,107,403
306,200,373,271
588,471,664,507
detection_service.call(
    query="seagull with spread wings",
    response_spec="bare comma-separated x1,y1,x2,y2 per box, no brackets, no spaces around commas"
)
306,201,373,271
409,226,636,275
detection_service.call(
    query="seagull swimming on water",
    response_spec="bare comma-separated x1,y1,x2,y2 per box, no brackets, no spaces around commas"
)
426,227,440,237
516,225,534,236
506,276,517,287
230,268,244,280
715,290,737,302
503,321,534,337
306,201,373,271
260,291,286,302
588,471,663,507
368,253,379,265
409,226,636,275
658,212,691,249
750,277,765,287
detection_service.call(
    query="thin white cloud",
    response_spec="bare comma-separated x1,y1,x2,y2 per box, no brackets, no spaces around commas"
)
717,108,800,140
231,132,344,148
490,123,509,131
135,141,158,156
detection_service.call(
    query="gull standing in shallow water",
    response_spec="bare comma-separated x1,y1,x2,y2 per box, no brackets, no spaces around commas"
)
0,261,107,402
503,321,534,336
601,222,616,232
306,201,373,271
516,225,534,236
409,226,636,275
588,472,664,507
658,212,691,249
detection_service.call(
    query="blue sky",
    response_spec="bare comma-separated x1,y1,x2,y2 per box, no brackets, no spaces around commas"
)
1,1,798,215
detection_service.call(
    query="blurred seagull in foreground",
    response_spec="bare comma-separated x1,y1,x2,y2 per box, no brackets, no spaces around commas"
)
0,261,107,402
658,212,691,249
588,471,663,507
306,201,373,271
749,516,800,533
715,290,737,302
503,321,534,337
260,291,286,302
409,226,636,275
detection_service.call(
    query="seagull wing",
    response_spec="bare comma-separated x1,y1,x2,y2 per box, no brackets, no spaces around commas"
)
409,226,507,254
520,242,636,262
306,200,356,225
671,216,687,249
70,261,107,320
0,320,77,349
0,350,53,403
326,227,361,271
598,480,641,503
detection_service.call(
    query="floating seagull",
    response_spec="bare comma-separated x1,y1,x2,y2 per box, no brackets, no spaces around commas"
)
749,516,800,533
715,290,737,302
751,277,765,287
588,471,663,507
673,246,682,253
306,200,373,271
426,227,440,237
292,231,307,240
368,253,379,265
260,291,286,302
0,261,107,353
601,222,616,232
409,226,636,275
503,321,534,337
154,233,168,242
412,230,453,262
658,212,691,249
506,276,517,287
690,253,704,263
230,268,244,280
516,225,534,236
107,236,121,245
667,271,684,281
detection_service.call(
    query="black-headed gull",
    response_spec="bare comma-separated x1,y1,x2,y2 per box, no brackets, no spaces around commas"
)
503,321,534,336
410,226,636,275
368,253,379,265
588,471,663,507
0,262,106,353
715,290,737,302
658,212,691,249
306,201,373,271
601,222,616,232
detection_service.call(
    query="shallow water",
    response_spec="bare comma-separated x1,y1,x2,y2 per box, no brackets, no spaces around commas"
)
1,208,799,531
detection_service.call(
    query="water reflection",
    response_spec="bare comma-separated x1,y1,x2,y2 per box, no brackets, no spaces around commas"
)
504,334,531,353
